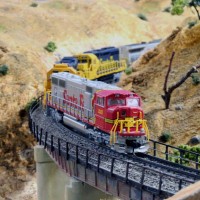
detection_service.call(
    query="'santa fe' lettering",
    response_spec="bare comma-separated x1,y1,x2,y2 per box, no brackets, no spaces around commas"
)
63,90,84,107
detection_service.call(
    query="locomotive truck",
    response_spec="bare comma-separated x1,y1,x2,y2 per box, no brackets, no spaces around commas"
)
44,72,149,153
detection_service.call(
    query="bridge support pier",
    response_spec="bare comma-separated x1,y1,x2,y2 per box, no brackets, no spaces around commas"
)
34,145,118,200
66,178,115,200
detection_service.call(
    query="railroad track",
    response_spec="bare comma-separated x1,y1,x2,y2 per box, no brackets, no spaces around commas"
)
30,102,200,196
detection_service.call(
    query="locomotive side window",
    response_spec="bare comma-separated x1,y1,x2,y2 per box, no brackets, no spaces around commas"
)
127,98,139,107
108,98,125,106
52,77,58,85
97,97,105,106
59,80,66,88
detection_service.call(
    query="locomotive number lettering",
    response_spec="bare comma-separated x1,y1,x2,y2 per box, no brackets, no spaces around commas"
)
98,109,103,115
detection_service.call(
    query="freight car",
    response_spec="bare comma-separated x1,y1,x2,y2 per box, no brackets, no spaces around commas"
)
44,72,149,153
119,39,161,66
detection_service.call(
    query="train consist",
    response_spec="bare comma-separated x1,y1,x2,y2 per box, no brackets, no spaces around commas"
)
44,72,149,153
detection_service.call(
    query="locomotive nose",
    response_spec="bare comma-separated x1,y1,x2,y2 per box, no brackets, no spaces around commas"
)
119,107,133,117
120,107,142,119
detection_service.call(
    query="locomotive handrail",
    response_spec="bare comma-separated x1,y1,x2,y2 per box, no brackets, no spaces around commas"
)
110,112,149,144
96,60,126,76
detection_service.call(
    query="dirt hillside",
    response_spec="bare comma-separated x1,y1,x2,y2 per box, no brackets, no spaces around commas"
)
0,0,198,199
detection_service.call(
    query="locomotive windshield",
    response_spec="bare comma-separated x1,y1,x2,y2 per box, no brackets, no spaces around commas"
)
108,98,125,106
126,98,139,107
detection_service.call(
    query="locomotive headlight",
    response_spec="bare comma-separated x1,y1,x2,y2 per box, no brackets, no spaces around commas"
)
123,128,126,133
140,128,145,133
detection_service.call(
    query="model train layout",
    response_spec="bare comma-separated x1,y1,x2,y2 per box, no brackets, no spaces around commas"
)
30,40,200,198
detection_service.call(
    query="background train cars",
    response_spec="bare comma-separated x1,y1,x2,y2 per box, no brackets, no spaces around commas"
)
60,39,160,67
58,40,160,83
119,39,161,66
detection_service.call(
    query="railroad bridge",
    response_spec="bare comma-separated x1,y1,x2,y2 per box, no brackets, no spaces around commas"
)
29,98,200,200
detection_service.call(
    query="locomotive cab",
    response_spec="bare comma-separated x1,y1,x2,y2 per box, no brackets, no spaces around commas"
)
93,90,149,153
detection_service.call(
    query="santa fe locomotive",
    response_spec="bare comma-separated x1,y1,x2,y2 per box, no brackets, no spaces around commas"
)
44,72,149,153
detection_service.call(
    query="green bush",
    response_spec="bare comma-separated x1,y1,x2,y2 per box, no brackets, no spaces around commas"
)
170,144,200,166
25,98,37,112
44,41,57,52
137,13,148,21
191,73,200,85
188,21,197,29
163,6,171,13
30,3,38,7
0,65,9,76
159,131,172,143
125,67,133,75
171,4,184,16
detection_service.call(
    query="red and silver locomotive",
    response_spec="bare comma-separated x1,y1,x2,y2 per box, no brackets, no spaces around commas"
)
45,72,149,153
